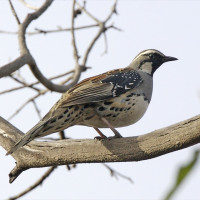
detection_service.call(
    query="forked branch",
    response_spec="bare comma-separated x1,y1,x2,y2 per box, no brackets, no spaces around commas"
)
0,0,118,94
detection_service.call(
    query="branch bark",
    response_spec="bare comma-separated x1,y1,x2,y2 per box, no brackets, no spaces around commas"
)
0,115,200,183
0,54,30,78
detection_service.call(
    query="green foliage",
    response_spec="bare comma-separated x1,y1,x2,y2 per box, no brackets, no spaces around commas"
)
164,150,200,200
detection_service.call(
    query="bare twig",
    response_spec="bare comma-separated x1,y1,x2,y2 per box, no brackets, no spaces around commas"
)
0,70,74,95
60,75,73,85
80,0,118,65
18,0,38,10
32,100,42,119
76,1,100,23
32,24,98,35
8,166,57,200
109,24,123,32
8,92,45,120
6,68,77,120
17,0,72,92
0,24,99,35
101,32,108,55
62,0,83,92
0,87,23,95
9,75,41,92
46,70,74,80
0,1,70,92
19,0,82,93
2,0,119,122
104,0,118,23
0,30,17,35
3,24,102,35
82,23,105,65
8,0,21,24
103,164,133,183
0,0,80,93
0,0,119,95
71,0,79,62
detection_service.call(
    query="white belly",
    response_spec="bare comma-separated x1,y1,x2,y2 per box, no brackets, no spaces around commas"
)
80,94,149,128
111,95,149,127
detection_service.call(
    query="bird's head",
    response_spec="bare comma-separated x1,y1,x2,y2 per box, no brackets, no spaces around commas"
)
129,49,178,76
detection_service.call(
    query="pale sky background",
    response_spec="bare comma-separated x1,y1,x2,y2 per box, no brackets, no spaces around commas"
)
0,0,200,200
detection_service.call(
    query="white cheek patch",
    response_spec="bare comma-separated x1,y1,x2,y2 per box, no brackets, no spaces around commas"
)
140,62,153,74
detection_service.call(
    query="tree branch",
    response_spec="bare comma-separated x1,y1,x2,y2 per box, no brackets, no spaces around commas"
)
0,70,74,95
18,0,54,53
0,1,69,92
8,0,21,24
8,166,57,200
78,0,118,66
16,0,73,93
18,0,38,11
71,0,79,62
0,54,30,78
0,0,118,94
0,24,107,35
9,74,40,92
0,0,78,93
102,163,133,183
0,115,200,183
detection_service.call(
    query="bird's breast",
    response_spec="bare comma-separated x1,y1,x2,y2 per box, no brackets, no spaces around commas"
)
80,90,150,128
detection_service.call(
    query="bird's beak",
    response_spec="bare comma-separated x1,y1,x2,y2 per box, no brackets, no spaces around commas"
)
163,56,178,62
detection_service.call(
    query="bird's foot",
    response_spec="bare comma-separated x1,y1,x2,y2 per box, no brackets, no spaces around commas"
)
107,134,123,140
93,127,107,139
94,136,107,141
110,129,123,138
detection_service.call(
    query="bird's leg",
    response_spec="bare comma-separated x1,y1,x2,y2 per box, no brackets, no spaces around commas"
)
100,117,122,138
93,127,107,139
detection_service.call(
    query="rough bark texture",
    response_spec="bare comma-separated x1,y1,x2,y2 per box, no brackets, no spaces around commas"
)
0,115,200,183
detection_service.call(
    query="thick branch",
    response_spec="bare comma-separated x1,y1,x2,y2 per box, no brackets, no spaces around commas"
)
0,115,200,183
0,54,30,78
18,0,54,53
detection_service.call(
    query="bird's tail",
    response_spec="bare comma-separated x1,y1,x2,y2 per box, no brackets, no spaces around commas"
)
6,121,47,155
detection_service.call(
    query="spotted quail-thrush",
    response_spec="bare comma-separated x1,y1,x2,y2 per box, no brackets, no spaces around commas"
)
7,49,178,155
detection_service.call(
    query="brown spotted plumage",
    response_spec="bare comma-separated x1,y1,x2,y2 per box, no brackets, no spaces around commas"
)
7,49,177,155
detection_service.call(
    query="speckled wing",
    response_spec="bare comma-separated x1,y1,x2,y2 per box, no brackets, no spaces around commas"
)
58,68,143,108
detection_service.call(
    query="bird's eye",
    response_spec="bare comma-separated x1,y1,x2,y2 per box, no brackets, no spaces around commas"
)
149,54,155,60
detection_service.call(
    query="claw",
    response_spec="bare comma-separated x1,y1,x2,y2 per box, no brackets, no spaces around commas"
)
94,136,107,141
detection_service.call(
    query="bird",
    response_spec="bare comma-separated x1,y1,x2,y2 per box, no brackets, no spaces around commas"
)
6,49,178,155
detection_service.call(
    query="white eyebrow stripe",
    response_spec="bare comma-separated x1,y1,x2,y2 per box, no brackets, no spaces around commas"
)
133,49,165,60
